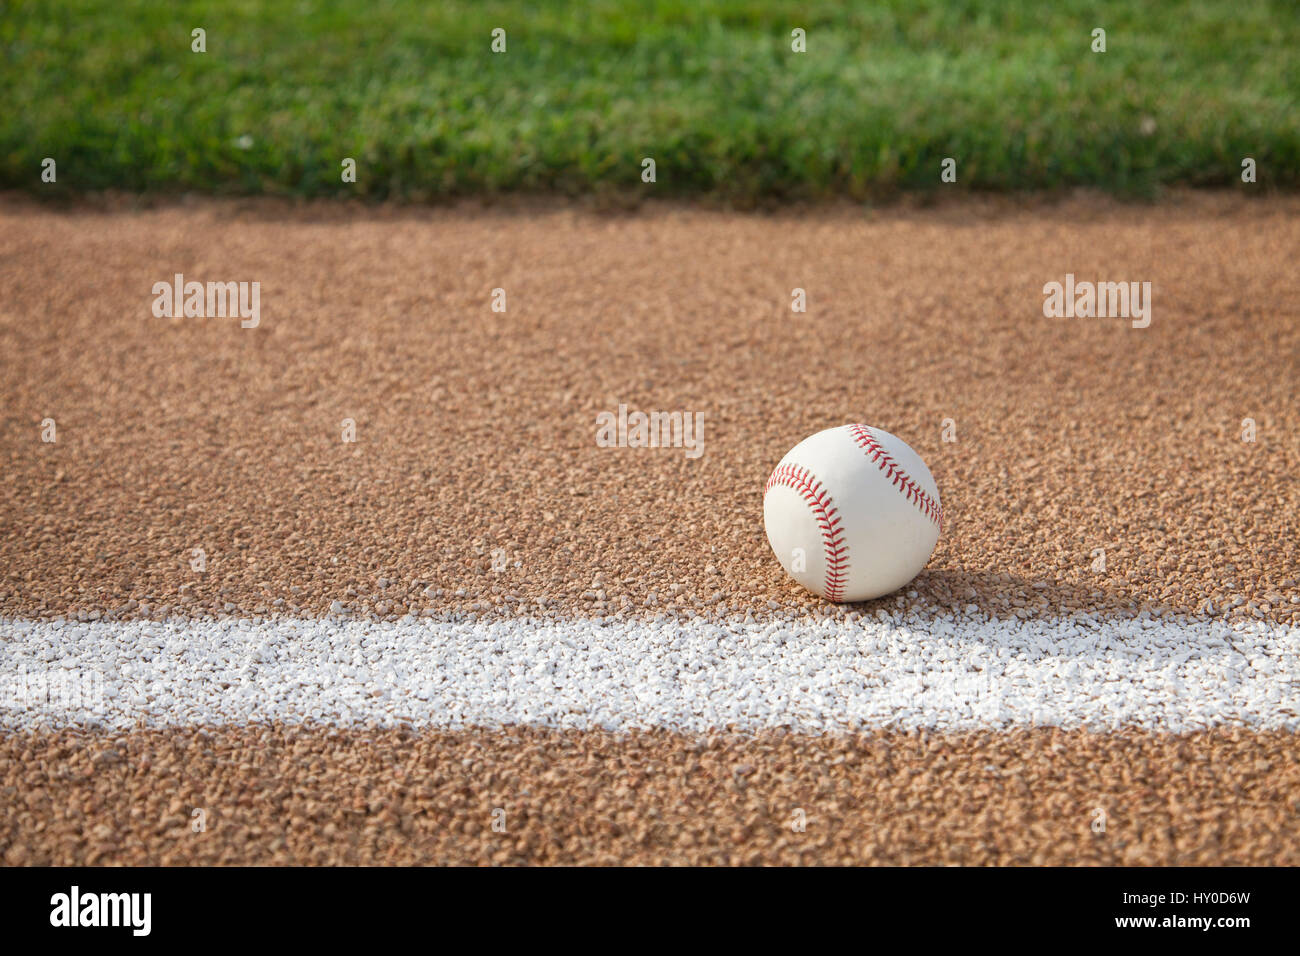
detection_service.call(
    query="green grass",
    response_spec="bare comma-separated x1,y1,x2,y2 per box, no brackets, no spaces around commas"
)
3,0,1296,201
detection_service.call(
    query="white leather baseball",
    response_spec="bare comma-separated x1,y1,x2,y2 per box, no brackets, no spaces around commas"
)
763,424,942,602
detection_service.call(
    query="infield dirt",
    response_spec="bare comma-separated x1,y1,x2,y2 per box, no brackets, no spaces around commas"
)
1,191,1296,864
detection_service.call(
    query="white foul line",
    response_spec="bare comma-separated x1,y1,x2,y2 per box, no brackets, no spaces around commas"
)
1,610,1296,733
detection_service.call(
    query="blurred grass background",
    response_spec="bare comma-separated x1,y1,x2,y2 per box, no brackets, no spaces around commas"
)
3,0,1296,202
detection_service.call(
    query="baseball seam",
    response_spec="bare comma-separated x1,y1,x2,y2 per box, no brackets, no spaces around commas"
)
764,463,849,601
848,424,943,528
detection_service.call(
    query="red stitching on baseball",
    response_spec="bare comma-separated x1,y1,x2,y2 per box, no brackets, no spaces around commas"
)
764,463,849,601
848,424,943,528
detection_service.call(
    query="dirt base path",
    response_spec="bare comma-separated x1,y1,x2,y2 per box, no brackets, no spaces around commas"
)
2,192,1296,625
1,192,1297,865
5,725,1297,866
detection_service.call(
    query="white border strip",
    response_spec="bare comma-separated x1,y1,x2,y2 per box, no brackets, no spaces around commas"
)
2,611,1297,732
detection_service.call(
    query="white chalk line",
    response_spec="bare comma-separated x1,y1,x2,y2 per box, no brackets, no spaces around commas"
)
0,610,1296,733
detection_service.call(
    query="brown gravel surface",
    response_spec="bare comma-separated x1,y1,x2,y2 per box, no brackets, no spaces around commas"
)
3,724,1297,866
1,191,1297,624
2,192,1297,867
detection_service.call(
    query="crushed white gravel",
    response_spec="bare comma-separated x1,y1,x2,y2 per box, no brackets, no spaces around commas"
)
1,610,1296,733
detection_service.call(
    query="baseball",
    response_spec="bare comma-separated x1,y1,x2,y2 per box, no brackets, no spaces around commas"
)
763,424,942,602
